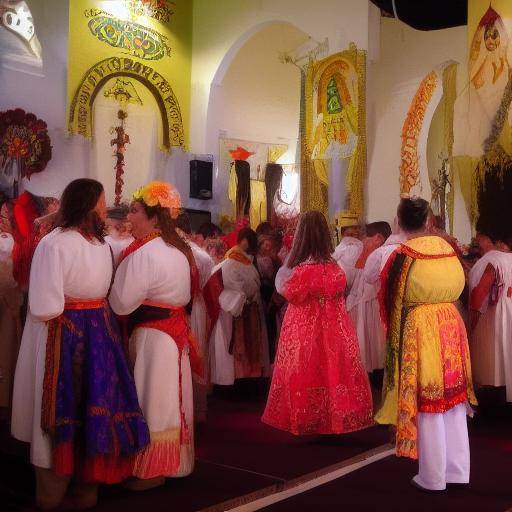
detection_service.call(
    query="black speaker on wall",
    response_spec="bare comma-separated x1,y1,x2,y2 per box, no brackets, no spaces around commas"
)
190,160,213,200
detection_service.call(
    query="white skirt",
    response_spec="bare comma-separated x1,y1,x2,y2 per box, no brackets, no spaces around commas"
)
130,327,194,477
11,312,53,468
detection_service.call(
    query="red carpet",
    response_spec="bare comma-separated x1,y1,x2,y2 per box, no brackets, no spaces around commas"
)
0,386,389,511
262,412,512,512
196,391,390,480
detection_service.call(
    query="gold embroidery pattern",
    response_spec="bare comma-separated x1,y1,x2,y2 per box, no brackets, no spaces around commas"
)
400,71,438,195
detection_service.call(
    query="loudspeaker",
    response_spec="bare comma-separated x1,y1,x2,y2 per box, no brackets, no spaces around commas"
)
190,160,213,200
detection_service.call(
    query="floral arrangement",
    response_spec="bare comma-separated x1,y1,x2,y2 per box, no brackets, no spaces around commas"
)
133,181,181,218
0,109,52,189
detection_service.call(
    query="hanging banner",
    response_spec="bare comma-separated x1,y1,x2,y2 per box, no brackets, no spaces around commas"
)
303,43,366,224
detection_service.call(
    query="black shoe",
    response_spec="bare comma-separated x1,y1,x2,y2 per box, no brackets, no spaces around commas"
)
410,478,446,493
447,482,469,490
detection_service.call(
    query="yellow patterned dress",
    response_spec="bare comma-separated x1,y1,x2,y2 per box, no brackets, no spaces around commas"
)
375,236,476,459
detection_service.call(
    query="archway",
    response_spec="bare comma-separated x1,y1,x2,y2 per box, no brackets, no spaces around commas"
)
68,56,185,150
205,21,308,222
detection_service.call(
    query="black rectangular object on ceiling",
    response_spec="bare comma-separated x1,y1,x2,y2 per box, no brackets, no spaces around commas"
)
190,160,213,200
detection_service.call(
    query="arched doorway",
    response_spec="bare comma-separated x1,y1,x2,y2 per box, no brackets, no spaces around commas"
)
205,21,308,223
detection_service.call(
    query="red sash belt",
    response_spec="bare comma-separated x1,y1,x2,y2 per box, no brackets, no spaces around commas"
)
64,297,106,310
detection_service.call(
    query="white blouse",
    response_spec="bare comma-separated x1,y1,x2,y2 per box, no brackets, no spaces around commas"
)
109,237,191,315
29,228,113,321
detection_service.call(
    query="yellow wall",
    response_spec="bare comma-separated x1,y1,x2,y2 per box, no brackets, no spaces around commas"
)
67,0,192,147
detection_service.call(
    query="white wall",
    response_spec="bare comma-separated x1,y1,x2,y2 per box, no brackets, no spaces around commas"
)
205,22,305,217
0,0,197,207
0,0,83,197
366,18,471,242
190,0,370,155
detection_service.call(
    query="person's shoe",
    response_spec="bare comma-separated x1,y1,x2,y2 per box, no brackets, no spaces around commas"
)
123,476,165,491
447,482,470,490
410,478,446,493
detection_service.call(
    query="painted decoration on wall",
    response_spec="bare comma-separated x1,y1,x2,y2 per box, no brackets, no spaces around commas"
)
457,3,511,158
68,0,192,150
104,78,144,105
68,56,185,149
0,108,52,198
104,79,143,205
400,71,438,196
126,0,175,23
303,43,366,224
87,15,171,60
0,0,41,59
452,0,512,226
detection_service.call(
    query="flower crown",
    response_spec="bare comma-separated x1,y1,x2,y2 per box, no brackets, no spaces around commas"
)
133,181,181,218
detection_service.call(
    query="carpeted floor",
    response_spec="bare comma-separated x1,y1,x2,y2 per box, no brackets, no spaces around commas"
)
262,408,512,512
0,384,389,511
2,386,509,512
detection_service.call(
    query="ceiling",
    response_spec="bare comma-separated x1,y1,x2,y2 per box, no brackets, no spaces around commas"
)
369,0,468,31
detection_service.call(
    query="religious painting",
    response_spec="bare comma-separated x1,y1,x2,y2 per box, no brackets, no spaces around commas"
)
454,2,512,158
303,44,366,224
452,0,512,225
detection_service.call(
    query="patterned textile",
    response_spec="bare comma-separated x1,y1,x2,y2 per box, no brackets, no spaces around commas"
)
42,300,149,483
262,261,373,435
129,303,200,479
376,236,477,460
231,302,263,379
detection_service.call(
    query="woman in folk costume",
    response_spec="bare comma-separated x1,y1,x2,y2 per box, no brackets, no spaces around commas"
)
176,212,214,423
11,179,149,510
262,211,373,435
361,229,408,372
208,227,269,385
332,224,363,295
376,198,476,492
469,225,512,402
109,181,202,490
346,222,391,372
0,215,23,409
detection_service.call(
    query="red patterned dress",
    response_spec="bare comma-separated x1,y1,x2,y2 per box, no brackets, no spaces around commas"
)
262,261,373,435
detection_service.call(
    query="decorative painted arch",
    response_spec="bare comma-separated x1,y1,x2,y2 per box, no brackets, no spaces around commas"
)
399,61,457,198
68,56,184,150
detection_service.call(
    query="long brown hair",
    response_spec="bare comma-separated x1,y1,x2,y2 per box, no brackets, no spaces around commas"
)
55,178,106,242
287,210,334,268
139,201,194,264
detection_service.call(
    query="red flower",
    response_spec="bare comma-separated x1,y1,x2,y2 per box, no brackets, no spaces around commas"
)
0,108,52,179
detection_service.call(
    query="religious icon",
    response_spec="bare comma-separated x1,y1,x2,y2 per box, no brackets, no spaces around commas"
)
470,6,509,91
311,60,358,166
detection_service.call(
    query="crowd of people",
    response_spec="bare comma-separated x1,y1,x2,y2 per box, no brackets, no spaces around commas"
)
0,178,510,509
